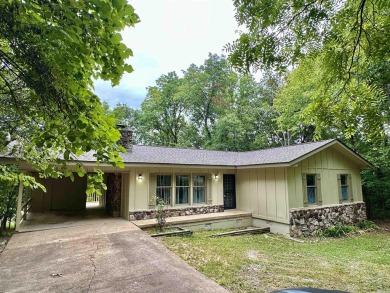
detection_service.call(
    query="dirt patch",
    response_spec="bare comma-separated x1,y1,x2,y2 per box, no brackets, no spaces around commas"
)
246,250,269,262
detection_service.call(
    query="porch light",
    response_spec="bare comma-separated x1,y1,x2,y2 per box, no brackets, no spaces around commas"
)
138,174,143,180
214,174,219,180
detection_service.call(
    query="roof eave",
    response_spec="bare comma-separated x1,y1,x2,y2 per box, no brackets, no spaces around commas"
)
288,139,373,169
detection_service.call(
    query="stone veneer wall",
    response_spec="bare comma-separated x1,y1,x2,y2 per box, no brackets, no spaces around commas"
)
129,205,224,221
290,202,366,237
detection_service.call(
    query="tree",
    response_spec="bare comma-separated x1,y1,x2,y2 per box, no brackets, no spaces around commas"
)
0,180,17,232
0,0,139,192
133,54,284,151
228,0,389,142
212,73,282,150
228,0,389,74
183,54,237,147
137,72,188,147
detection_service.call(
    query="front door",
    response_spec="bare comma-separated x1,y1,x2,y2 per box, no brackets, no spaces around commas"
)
223,174,236,209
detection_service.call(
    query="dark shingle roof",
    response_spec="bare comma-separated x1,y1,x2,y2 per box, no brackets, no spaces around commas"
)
78,139,335,167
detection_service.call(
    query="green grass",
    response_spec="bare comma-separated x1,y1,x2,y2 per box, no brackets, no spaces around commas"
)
162,229,390,293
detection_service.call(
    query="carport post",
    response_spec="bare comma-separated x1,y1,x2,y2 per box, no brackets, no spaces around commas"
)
15,180,24,232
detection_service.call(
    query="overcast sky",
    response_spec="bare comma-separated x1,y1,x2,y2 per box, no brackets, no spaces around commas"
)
93,0,240,109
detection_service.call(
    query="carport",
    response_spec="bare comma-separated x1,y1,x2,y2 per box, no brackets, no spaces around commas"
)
15,171,130,232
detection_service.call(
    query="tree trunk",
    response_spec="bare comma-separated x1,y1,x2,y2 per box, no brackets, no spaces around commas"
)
1,217,7,232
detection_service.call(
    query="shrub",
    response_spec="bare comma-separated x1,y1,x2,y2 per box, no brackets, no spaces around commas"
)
149,196,167,232
322,225,356,237
355,220,378,230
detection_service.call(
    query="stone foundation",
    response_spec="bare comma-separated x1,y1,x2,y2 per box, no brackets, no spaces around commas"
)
289,202,366,237
129,205,224,221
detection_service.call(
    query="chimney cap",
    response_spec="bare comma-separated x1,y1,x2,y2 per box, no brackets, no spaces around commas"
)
116,123,127,129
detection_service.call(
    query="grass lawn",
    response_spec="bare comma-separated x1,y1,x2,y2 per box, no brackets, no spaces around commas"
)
162,229,390,292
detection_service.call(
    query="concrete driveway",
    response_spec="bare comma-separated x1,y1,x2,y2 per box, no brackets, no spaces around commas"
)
0,218,228,292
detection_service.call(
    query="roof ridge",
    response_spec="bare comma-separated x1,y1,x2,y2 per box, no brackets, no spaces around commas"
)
239,139,336,154
133,144,240,154
133,139,336,155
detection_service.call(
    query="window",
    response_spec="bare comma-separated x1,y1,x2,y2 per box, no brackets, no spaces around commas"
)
193,175,206,203
154,173,208,207
303,173,322,206
306,174,317,204
338,174,353,202
340,175,348,201
176,175,189,204
156,175,171,204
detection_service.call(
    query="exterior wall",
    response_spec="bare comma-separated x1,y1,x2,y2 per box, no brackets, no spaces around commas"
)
236,167,289,224
285,147,366,237
290,202,366,237
287,147,363,209
120,173,130,219
127,166,234,211
31,175,87,212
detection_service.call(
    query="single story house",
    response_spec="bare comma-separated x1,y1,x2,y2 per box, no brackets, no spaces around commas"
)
3,130,372,236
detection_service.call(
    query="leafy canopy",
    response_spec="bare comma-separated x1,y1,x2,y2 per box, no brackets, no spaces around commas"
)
0,0,139,192
228,0,389,143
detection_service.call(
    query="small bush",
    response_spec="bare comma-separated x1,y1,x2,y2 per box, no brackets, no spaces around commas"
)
322,225,356,237
149,196,167,232
355,220,378,230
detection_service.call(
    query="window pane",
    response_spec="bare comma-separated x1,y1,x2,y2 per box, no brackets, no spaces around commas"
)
194,175,205,186
176,175,189,187
157,175,171,187
176,187,189,204
341,186,348,201
156,187,171,205
340,174,347,185
306,174,316,186
307,187,316,204
156,175,171,204
163,175,171,186
193,187,205,203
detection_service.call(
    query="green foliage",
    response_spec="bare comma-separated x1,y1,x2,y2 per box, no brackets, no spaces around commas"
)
321,225,356,238
274,57,389,144
127,54,281,151
319,221,378,238
150,196,167,232
110,103,139,129
0,0,139,190
0,179,17,232
228,0,390,75
355,220,378,230
182,54,237,147
137,72,188,147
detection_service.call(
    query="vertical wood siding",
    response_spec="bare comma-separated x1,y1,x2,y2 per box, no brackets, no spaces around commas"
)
236,167,289,223
287,148,363,209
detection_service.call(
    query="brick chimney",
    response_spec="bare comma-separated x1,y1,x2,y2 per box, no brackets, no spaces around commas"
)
116,124,133,151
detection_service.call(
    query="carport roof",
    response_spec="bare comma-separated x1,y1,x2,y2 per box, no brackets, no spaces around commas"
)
76,139,372,168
